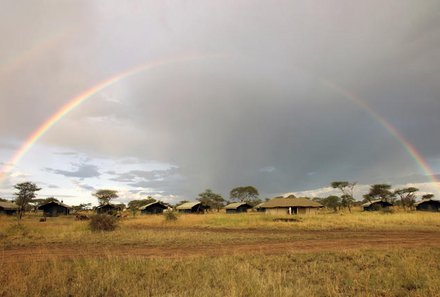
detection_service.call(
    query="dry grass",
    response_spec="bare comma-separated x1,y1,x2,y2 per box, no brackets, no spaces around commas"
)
1,211,440,296
1,248,440,297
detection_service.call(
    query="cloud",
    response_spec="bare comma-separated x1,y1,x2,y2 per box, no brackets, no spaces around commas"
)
46,163,100,179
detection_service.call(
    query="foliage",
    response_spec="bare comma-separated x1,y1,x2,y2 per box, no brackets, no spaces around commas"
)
128,197,156,213
164,211,178,221
363,184,395,203
14,182,41,219
331,181,356,212
321,195,341,212
422,194,435,200
93,189,118,205
89,214,118,232
230,186,259,203
71,203,92,212
197,189,225,211
394,187,418,209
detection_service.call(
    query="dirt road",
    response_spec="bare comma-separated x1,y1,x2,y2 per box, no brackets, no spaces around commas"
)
2,228,439,262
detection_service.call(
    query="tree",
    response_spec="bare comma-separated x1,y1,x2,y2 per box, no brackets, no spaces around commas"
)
14,182,41,219
229,186,259,203
331,181,356,212
363,184,395,203
422,194,435,200
127,197,156,215
197,189,225,212
93,189,118,205
322,195,341,212
394,187,418,210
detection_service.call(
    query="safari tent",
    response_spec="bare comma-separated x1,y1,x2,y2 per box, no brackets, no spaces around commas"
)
362,200,393,211
224,202,252,213
258,197,323,215
0,201,18,215
176,201,209,214
415,199,440,212
38,201,71,217
139,201,169,214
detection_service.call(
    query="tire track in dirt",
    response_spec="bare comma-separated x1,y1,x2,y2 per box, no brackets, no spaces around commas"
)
1,229,440,263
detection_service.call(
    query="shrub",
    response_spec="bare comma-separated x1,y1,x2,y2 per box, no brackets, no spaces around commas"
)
89,214,118,231
164,211,178,221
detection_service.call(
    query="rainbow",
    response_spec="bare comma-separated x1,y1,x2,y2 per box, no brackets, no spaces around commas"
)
0,27,76,80
0,54,221,181
322,80,440,193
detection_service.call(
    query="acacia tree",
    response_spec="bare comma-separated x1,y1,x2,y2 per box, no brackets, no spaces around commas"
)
229,186,259,203
363,184,395,203
394,187,418,209
322,195,341,212
331,181,356,212
93,189,118,205
422,194,435,200
14,182,41,219
197,189,225,212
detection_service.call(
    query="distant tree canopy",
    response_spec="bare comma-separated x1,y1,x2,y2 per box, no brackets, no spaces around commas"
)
71,203,92,212
32,197,60,206
331,181,356,212
93,189,118,205
230,186,259,203
128,197,157,211
14,182,41,219
422,193,435,200
322,195,341,212
363,184,394,203
197,189,225,212
394,187,418,209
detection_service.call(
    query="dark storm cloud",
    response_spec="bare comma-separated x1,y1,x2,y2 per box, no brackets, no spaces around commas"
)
1,1,439,201
46,163,100,179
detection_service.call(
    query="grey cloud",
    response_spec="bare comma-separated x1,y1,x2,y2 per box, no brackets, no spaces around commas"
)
46,164,100,179
1,1,440,201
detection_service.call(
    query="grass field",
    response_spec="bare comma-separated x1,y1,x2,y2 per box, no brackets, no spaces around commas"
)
1,210,440,296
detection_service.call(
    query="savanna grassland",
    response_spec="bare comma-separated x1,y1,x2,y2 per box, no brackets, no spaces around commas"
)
1,210,440,296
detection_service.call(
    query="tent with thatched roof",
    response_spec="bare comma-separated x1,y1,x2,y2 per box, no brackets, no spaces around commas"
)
0,201,18,215
362,200,393,211
38,201,71,217
139,201,169,214
176,201,209,213
224,202,252,213
258,197,323,215
415,199,440,212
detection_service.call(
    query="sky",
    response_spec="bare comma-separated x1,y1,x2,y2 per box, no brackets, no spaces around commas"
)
1,1,439,205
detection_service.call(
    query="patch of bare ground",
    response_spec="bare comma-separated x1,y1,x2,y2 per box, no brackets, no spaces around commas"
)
2,229,439,263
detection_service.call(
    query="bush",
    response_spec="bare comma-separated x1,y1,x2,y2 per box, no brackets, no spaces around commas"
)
89,214,118,231
164,211,178,221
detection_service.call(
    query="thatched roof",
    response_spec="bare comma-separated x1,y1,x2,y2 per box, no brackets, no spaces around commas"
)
95,203,122,210
224,202,252,210
176,201,201,210
0,201,18,210
38,200,72,209
259,197,323,208
361,199,393,207
139,201,168,210
414,199,440,206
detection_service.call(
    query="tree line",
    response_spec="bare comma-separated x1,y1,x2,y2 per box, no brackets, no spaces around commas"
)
7,180,436,219
315,181,435,212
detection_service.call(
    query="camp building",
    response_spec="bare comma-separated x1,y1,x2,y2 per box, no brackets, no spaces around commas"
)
362,200,393,211
224,202,253,213
140,201,169,214
258,197,323,215
0,201,18,215
95,203,122,214
176,201,209,213
38,201,71,217
415,199,440,212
